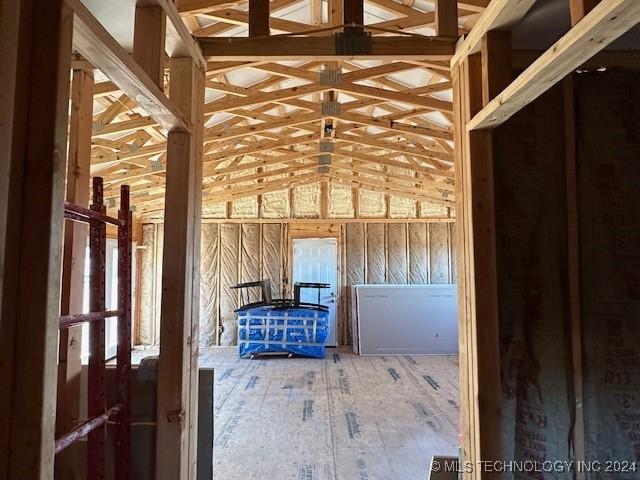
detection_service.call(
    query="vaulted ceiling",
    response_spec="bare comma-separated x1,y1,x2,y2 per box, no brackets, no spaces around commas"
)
86,0,490,218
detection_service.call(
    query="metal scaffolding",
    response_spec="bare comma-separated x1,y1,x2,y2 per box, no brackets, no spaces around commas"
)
55,177,132,479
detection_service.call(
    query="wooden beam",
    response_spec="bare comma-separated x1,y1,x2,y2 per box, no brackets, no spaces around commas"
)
570,0,601,25
249,0,270,36
320,180,329,218
158,0,208,69
67,0,190,132
156,57,205,480
329,0,343,26
435,0,458,37
203,133,321,162
92,116,156,137
206,162,319,191
134,5,167,87
197,36,457,60
55,69,93,479
458,0,491,12
335,133,454,163
467,0,640,130
453,48,502,479
335,82,453,113
344,0,364,32
325,171,452,205
202,173,320,203
177,0,239,14
204,83,327,115
480,30,511,106
339,111,454,140
563,76,586,480
450,0,536,67
0,0,73,477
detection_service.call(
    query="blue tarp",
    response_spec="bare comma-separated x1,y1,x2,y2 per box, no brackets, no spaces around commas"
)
237,307,329,358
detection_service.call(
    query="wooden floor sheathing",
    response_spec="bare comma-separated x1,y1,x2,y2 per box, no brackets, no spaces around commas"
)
131,346,459,479
199,347,460,480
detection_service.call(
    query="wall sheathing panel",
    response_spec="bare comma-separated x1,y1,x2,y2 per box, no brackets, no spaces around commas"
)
386,223,408,283
241,224,261,303
137,224,157,345
493,85,573,472
408,223,428,284
366,223,386,284
219,223,240,346
262,224,282,299
576,70,640,470
199,223,219,346
429,223,450,284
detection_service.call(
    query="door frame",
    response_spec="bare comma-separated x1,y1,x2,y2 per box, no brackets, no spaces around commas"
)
287,223,344,345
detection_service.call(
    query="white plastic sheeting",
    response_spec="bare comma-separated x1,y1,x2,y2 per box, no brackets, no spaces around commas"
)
138,220,454,347
366,223,386,284
429,223,450,284
200,223,219,346
386,223,408,284
137,224,157,345
219,224,240,346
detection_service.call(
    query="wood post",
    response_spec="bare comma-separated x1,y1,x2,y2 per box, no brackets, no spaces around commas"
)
134,5,167,88
320,180,329,219
55,68,94,479
156,56,205,480
329,0,344,28
0,0,73,478
452,52,502,480
344,0,363,32
569,0,601,25
435,0,458,37
249,0,270,37
481,30,512,106
563,76,586,480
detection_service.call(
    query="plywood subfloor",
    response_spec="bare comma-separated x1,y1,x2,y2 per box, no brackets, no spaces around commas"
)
132,347,460,479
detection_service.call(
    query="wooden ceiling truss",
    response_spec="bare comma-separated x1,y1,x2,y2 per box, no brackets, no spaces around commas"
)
85,0,491,218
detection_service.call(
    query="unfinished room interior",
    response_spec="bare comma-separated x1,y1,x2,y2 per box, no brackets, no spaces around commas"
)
2,0,640,478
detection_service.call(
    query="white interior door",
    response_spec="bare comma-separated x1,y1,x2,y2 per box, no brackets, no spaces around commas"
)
292,238,338,346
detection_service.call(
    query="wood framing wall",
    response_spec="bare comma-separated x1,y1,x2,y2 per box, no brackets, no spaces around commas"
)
136,219,456,348
493,82,574,470
455,60,640,479
574,68,640,467
450,3,640,477
487,66,640,478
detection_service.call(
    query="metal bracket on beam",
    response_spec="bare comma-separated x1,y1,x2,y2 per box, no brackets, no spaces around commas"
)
318,154,332,165
334,31,372,56
150,158,163,171
320,68,342,86
319,140,335,153
321,101,341,116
